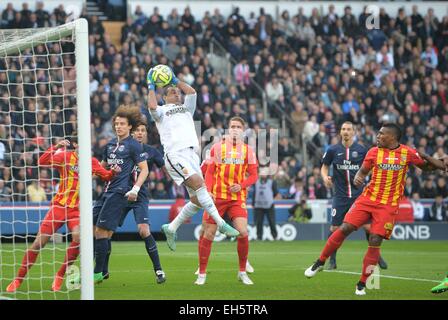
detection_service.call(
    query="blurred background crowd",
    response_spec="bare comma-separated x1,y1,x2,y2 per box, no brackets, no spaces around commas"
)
0,1,447,220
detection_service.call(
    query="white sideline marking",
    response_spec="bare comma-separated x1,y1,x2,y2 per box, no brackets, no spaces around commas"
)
323,269,440,283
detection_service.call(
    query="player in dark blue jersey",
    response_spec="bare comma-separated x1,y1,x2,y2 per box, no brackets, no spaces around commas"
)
93,106,149,284
321,121,387,270
116,122,167,284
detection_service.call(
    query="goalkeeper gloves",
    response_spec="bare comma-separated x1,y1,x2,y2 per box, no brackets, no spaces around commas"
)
125,185,140,200
171,69,179,86
146,68,156,91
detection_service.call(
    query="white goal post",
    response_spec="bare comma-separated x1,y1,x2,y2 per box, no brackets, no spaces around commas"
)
0,19,93,300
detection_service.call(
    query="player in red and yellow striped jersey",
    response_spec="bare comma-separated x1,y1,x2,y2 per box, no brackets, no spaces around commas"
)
6,136,120,293
305,123,446,295
195,117,258,285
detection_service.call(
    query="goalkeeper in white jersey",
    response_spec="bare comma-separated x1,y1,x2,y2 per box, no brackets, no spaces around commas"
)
146,66,239,251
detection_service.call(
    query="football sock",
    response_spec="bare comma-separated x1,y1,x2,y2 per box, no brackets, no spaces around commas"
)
56,241,80,278
144,234,162,271
328,231,337,262
196,187,225,227
168,201,201,232
94,238,109,274
198,233,204,266
319,229,346,262
102,238,112,275
360,246,381,283
199,237,213,274
17,249,39,279
237,236,249,272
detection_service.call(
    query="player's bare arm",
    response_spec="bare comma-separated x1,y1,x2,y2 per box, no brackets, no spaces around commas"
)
146,68,158,110
176,80,196,95
417,152,445,171
353,165,371,188
55,139,71,149
126,161,149,202
321,164,333,188
443,156,448,171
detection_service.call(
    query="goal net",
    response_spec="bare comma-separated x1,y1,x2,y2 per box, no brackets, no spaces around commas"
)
0,19,93,300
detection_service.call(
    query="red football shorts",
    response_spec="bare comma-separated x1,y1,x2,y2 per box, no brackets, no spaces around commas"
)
203,199,248,224
343,195,398,240
39,204,80,236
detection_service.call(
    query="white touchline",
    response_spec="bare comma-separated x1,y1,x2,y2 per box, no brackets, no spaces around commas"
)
324,269,440,283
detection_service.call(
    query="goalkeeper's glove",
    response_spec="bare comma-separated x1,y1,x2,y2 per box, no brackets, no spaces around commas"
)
170,69,179,86
125,185,140,200
146,68,156,91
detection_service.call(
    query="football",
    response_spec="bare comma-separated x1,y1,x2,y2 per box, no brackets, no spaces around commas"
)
151,64,173,88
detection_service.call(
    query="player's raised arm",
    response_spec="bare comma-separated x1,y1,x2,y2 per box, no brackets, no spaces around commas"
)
176,79,196,96
146,68,159,111
38,139,70,166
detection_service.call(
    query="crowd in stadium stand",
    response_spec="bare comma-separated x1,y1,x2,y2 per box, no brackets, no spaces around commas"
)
0,2,447,221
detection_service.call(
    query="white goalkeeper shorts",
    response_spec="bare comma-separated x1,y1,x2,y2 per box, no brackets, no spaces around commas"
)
165,147,203,196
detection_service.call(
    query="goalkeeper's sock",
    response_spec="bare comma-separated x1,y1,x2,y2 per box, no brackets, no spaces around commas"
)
199,237,213,274
94,238,109,274
56,241,80,278
360,246,381,283
196,187,225,227
102,238,112,276
168,202,201,232
144,234,162,271
319,229,346,262
237,236,249,272
17,249,39,279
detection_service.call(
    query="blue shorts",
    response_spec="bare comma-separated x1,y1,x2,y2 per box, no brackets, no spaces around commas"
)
331,198,356,226
119,199,150,227
93,192,129,232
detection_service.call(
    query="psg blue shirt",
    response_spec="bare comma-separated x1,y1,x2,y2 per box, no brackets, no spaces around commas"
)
321,142,367,200
102,136,146,194
131,144,165,201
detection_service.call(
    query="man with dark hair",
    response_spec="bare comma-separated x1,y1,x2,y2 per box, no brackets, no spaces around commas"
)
305,124,446,296
321,121,387,270
92,105,149,284
102,121,167,284
147,67,239,252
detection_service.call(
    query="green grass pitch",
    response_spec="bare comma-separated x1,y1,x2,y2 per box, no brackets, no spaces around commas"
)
1,240,447,300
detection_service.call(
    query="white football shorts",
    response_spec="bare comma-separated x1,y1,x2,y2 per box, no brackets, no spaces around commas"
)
165,147,203,196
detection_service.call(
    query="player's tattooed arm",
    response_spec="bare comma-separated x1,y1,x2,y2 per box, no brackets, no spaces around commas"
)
354,165,371,188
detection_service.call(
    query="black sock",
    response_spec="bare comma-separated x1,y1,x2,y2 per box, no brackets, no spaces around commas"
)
365,231,370,242
94,238,109,274
144,234,162,271
103,238,112,275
